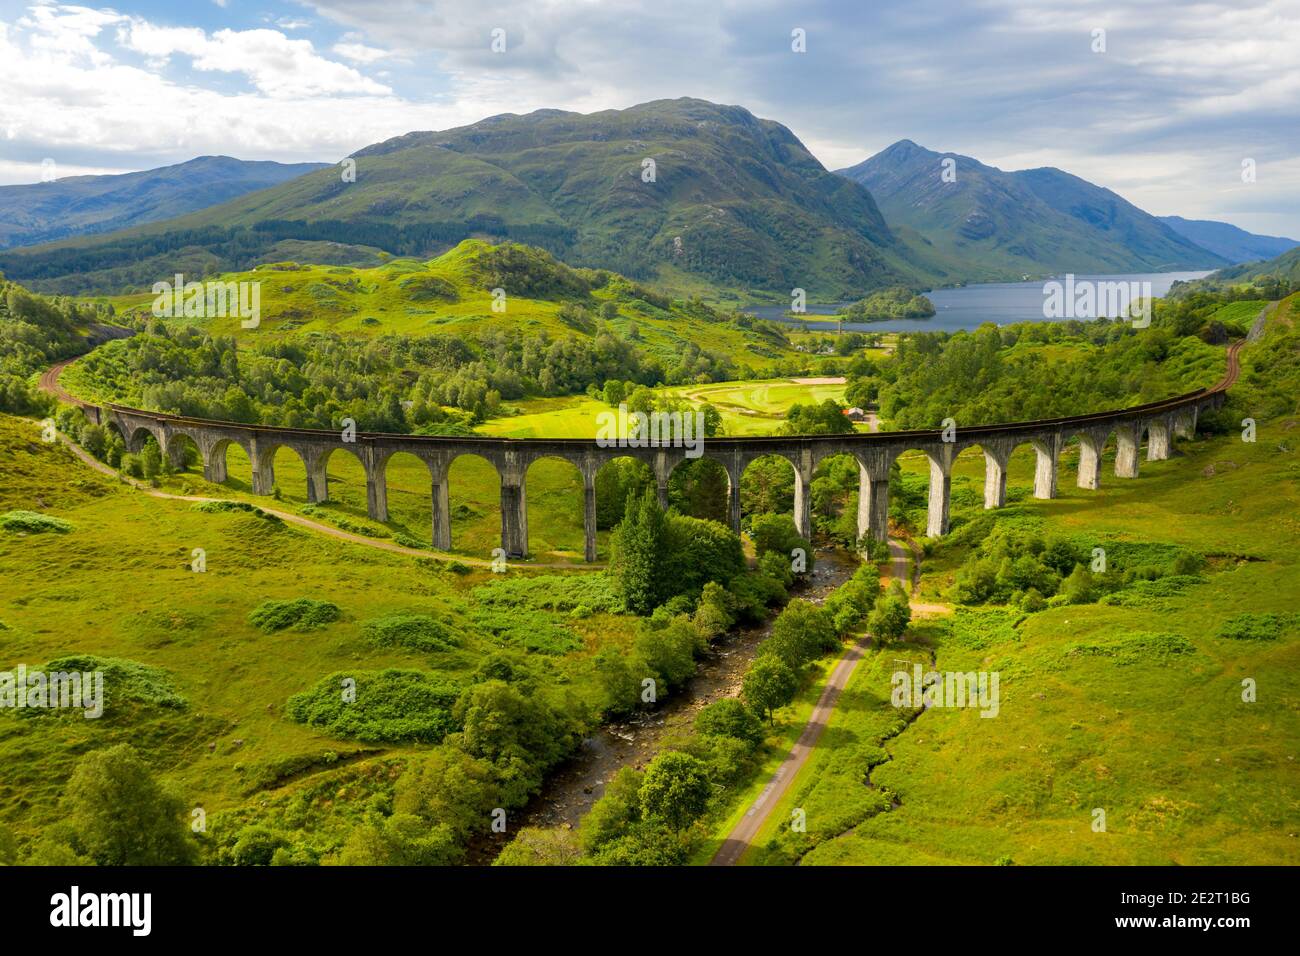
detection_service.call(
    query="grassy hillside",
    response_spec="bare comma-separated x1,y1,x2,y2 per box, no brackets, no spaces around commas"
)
1188,244,1300,297
722,312,1300,866
0,99,945,300
0,411,638,860
68,239,800,374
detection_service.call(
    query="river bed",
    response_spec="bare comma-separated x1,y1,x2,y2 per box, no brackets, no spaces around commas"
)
468,548,861,863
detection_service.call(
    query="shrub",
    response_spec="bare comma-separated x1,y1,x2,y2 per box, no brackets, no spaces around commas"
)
1217,613,1294,641
361,614,458,652
0,510,72,534
60,744,194,865
36,654,187,711
638,751,712,831
192,499,280,522
248,598,341,632
748,512,814,573
695,698,764,746
286,669,461,743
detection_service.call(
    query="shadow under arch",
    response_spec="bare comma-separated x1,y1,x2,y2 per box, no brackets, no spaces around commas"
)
379,451,435,546
302,443,370,515
445,451,503,557
209,437,254,492
523,454,585,560
165,431,202,473
594,456,655,533
666,456,730,525
739,453,796,531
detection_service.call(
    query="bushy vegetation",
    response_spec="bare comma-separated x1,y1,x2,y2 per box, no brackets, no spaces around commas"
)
0,279,116,416
285,670,462,743
361,614,460,652
608,490,744,614
846,310,1229,430
840,286,936,321
248,598,342,632
946,520,1205,612
0,510,73,534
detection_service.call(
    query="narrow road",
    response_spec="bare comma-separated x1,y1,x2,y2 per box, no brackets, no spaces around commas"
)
709,538,911,866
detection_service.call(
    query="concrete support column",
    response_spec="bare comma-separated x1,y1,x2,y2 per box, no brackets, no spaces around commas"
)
1174,408,1198,440
203,446,227,484
583,470,597,563
856,462,890,544
431,470,451,551
1077,436,1102,490
792,462,813,539
500,478,528,558
1115,423,1140,479
726,466,742,534
983,448,1009,509
927,454,952,538
163,433,188,469
1033,437,1059,500
365,469,388,522
305,451,329,503
653,451,672,510
1146,419,1171,461
250,440,275,496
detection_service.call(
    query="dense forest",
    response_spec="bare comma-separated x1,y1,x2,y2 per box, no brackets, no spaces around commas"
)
0,277,116,416
63,317,740,432
842,293,1250,429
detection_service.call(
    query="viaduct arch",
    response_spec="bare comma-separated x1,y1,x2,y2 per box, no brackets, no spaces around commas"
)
82,344,1239,562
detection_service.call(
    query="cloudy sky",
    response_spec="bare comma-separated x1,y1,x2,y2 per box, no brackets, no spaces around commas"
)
2,0,1298,237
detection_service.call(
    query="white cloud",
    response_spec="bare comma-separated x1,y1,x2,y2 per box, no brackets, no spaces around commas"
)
332,41,391,64
2,0,1297,236
117,21,391,96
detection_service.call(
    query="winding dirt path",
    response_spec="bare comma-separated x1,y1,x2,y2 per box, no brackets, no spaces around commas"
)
50,430,593,571
709,538,912,866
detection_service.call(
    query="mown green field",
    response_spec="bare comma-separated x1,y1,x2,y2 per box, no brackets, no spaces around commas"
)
477,377,868,439
0,413,639,857
726,414,1300,865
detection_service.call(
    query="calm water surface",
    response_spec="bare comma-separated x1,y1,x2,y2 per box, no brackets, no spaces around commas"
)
749,271,1212,333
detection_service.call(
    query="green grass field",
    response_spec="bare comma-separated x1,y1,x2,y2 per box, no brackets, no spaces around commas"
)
724,416,1300,865
477,378,867,439
0,412,639,857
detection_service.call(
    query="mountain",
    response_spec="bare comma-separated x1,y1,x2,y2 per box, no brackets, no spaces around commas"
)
1157,216,1298,265
0,156,328,252
0,99,950,298
838,140,1229,278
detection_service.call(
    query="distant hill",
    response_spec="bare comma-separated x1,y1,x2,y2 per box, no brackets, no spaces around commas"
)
0,100,949,299
1158,216,1297,265
1186,244,1300,294
838,140,1228,278
0,156,328,251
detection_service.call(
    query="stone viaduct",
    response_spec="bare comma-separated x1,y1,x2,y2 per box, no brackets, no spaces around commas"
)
89,345,1235,563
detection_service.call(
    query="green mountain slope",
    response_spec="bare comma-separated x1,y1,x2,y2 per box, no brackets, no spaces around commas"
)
0,100,938,299
0,156,327,251
839,140,1229,278
1158,215,1297,265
